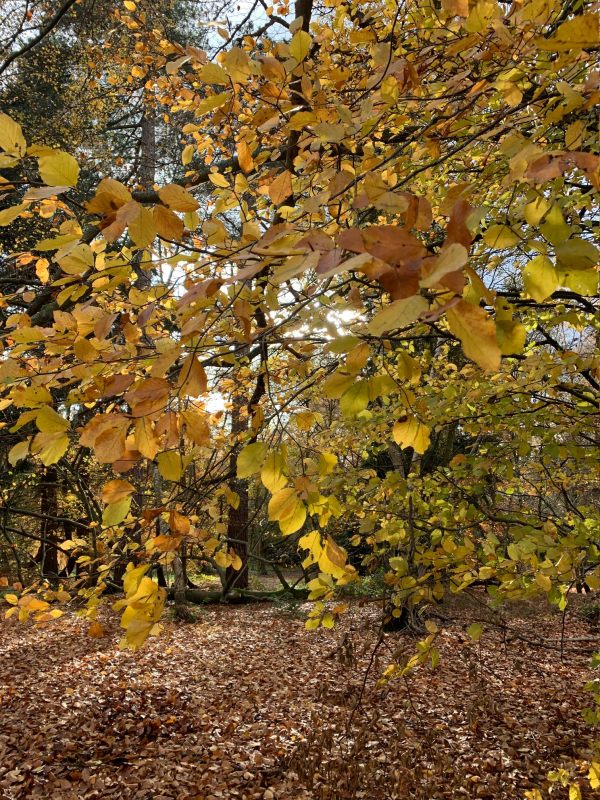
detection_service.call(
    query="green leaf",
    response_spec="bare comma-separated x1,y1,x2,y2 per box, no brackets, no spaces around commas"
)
102,496,132,527
237,441,268,478
339,380,369,417
467,623,483,641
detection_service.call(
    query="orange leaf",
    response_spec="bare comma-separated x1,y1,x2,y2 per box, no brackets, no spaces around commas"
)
88,621,105,638
236,140,254,174
101,479,135,504
169,510,190,536
153,205,184,241
269,170,293,206
178,355,208,397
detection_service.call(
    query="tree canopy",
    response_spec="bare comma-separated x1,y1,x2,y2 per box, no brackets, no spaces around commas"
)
0,0,598,793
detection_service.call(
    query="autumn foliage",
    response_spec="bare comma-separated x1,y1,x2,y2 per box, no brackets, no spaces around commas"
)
0,0,599,794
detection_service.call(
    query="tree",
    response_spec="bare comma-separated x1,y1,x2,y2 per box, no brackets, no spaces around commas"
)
0,0,598,789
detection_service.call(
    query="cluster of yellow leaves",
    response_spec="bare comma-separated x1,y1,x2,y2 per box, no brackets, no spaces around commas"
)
5,588,69,623
113,564,166,650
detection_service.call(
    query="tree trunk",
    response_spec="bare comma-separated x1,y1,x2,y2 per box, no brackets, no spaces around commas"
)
224,398,250,593
172,553,195,621
37,466,59,580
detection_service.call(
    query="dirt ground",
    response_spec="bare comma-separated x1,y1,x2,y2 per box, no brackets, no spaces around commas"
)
0,592,598,799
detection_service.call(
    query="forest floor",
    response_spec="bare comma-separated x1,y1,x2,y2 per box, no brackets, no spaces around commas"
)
0,591,598,800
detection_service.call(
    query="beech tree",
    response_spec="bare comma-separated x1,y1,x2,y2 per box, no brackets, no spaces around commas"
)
0,0,598,791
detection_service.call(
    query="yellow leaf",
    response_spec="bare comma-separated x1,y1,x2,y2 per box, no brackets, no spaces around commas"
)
0,113,26,156
19,596,49,611
157,451,183,481
37,150,79,187
318,536,347,579
221,47,252,83
31,431,69,465
524,196,551,226
442,0,469,15
0,203,27,226
8,440,29,466
446,300,501,372
393,416,431,454
268,487,301,522
181,410,210,447
537,14,599,52
565,120,585,151
122,564,149,595
208,172,229,188
318,452,337,475
522,255,558,302
483,224,520,249
182,144,195,165
279,501,306,535
55,245,93,277
496,319,526,355
35,258,50,282
198,63,229,85
464,0,500,33
4,594,18,605
368,296,428,335
555,239,599,271
323,372,356,399
153,205,184,241
196,93,231,115
236,140,254,174
102,496,132,527
230,552,243,571
158,184,199,212
125,377,170,418
135,418,159,460
589,762,600,791
86,416,130,464
568,785,582,800
169,510,190,535
36,405,69,433
289,30,312,62
535,573,552,592
261,451,288,492
87,177,132,214
237,442,268,478
128,205,156,248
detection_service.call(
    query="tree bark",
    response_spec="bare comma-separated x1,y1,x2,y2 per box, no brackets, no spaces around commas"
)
37,466,59,579
224,397,250,593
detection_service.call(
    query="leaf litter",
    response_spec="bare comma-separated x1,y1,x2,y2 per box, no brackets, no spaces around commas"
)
0,594,597,799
